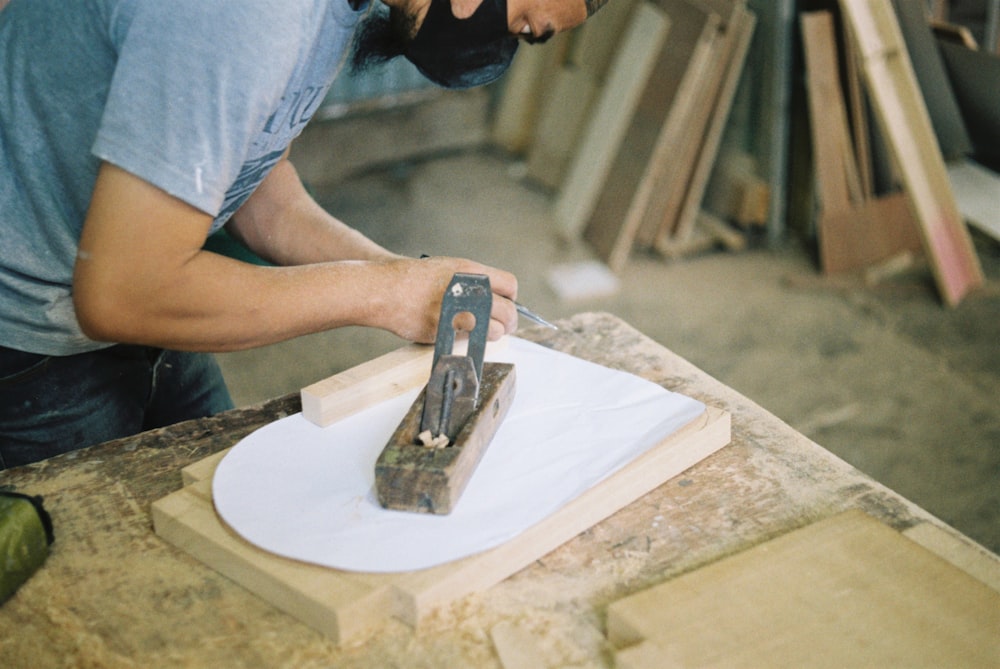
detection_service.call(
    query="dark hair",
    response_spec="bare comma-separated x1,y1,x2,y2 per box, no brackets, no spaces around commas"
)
349,4,417,74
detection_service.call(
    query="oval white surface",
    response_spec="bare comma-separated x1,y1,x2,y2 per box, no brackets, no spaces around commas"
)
212,338,704,573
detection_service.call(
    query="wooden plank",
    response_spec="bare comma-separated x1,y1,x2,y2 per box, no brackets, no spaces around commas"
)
607,510,1000,668
654,4,756,251
801,11,858,216
153,367,731,645
801,10,923,274
300,343,431,427
839,0,983,306
490,35,572,154
582,0,721,271
525,67,599,189
892,0,972,160
524,0,640,189
844,16,875,199
554,1,672,239
635,0,743,248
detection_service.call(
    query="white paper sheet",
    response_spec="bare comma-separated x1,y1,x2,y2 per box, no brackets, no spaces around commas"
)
213,338,704,573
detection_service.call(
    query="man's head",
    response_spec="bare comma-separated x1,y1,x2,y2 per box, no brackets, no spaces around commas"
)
351,0,596,89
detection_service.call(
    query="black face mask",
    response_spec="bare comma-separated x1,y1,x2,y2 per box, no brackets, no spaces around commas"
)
404,0,520,89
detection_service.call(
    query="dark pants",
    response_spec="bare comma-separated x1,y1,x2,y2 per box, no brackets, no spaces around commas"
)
0,344,233,469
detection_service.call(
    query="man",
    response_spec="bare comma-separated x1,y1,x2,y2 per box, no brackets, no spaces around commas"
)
0,0,598,467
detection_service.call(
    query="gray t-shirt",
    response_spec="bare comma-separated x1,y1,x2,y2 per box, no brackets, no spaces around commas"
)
0,0,363,355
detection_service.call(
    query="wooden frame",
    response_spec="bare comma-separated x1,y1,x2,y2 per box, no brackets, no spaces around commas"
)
153,345,731,646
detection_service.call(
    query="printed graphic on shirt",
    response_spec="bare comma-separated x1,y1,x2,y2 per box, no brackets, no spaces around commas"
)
212,84,329,231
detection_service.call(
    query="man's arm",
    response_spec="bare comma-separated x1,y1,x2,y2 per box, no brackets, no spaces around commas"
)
73,162,518,352
225,155,397,266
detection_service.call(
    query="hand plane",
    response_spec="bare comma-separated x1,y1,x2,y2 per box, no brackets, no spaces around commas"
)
375,273,516,514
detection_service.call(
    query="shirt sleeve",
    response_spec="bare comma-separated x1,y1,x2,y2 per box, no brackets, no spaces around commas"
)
91,0,309,216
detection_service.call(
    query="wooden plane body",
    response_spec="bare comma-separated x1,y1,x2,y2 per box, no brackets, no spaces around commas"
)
375,362,516,514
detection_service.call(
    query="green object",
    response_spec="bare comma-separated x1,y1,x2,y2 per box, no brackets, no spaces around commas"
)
0,492,54,604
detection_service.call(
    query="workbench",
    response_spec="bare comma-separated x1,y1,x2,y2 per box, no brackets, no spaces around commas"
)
1,312,995,668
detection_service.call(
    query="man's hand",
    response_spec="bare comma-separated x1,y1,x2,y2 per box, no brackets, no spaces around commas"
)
365,255,518,344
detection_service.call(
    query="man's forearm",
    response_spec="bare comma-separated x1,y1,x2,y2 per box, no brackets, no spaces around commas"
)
226,157,400,266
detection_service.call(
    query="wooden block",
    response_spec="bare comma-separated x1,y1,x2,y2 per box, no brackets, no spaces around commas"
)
300,344,431,427
376,363,516,515
153,349,731,645
607,510,1000,667
702,150,770,227
839,0,983,306
555,1,671,240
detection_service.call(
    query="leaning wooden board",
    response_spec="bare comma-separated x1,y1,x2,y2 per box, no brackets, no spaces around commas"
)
607,509,1000,668
152,346,731,646
839,0,983,307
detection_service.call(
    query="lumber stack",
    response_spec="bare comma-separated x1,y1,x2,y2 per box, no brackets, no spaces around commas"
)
799,1,983,306
492,0,760,272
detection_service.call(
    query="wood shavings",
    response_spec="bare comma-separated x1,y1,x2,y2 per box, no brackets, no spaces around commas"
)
417,430,451,449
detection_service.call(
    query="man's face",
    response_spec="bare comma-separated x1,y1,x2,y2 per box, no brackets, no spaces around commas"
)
505,0,589,43
351,0,591,88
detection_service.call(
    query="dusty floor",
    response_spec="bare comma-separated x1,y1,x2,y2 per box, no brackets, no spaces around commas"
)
216,148,1000,555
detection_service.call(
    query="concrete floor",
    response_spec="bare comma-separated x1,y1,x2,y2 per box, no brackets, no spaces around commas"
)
216,148,1000,555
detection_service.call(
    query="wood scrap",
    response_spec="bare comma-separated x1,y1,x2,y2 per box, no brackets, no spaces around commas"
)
839,0,983,306
490,621,548,669
701,149,769,228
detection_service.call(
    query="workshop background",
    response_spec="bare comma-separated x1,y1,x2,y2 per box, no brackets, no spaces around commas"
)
215,0,1000,555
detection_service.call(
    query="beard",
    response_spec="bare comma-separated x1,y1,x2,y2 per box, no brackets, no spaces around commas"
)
349,4,417,75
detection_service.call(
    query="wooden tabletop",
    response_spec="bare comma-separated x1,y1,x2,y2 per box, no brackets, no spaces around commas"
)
0,312,991,668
